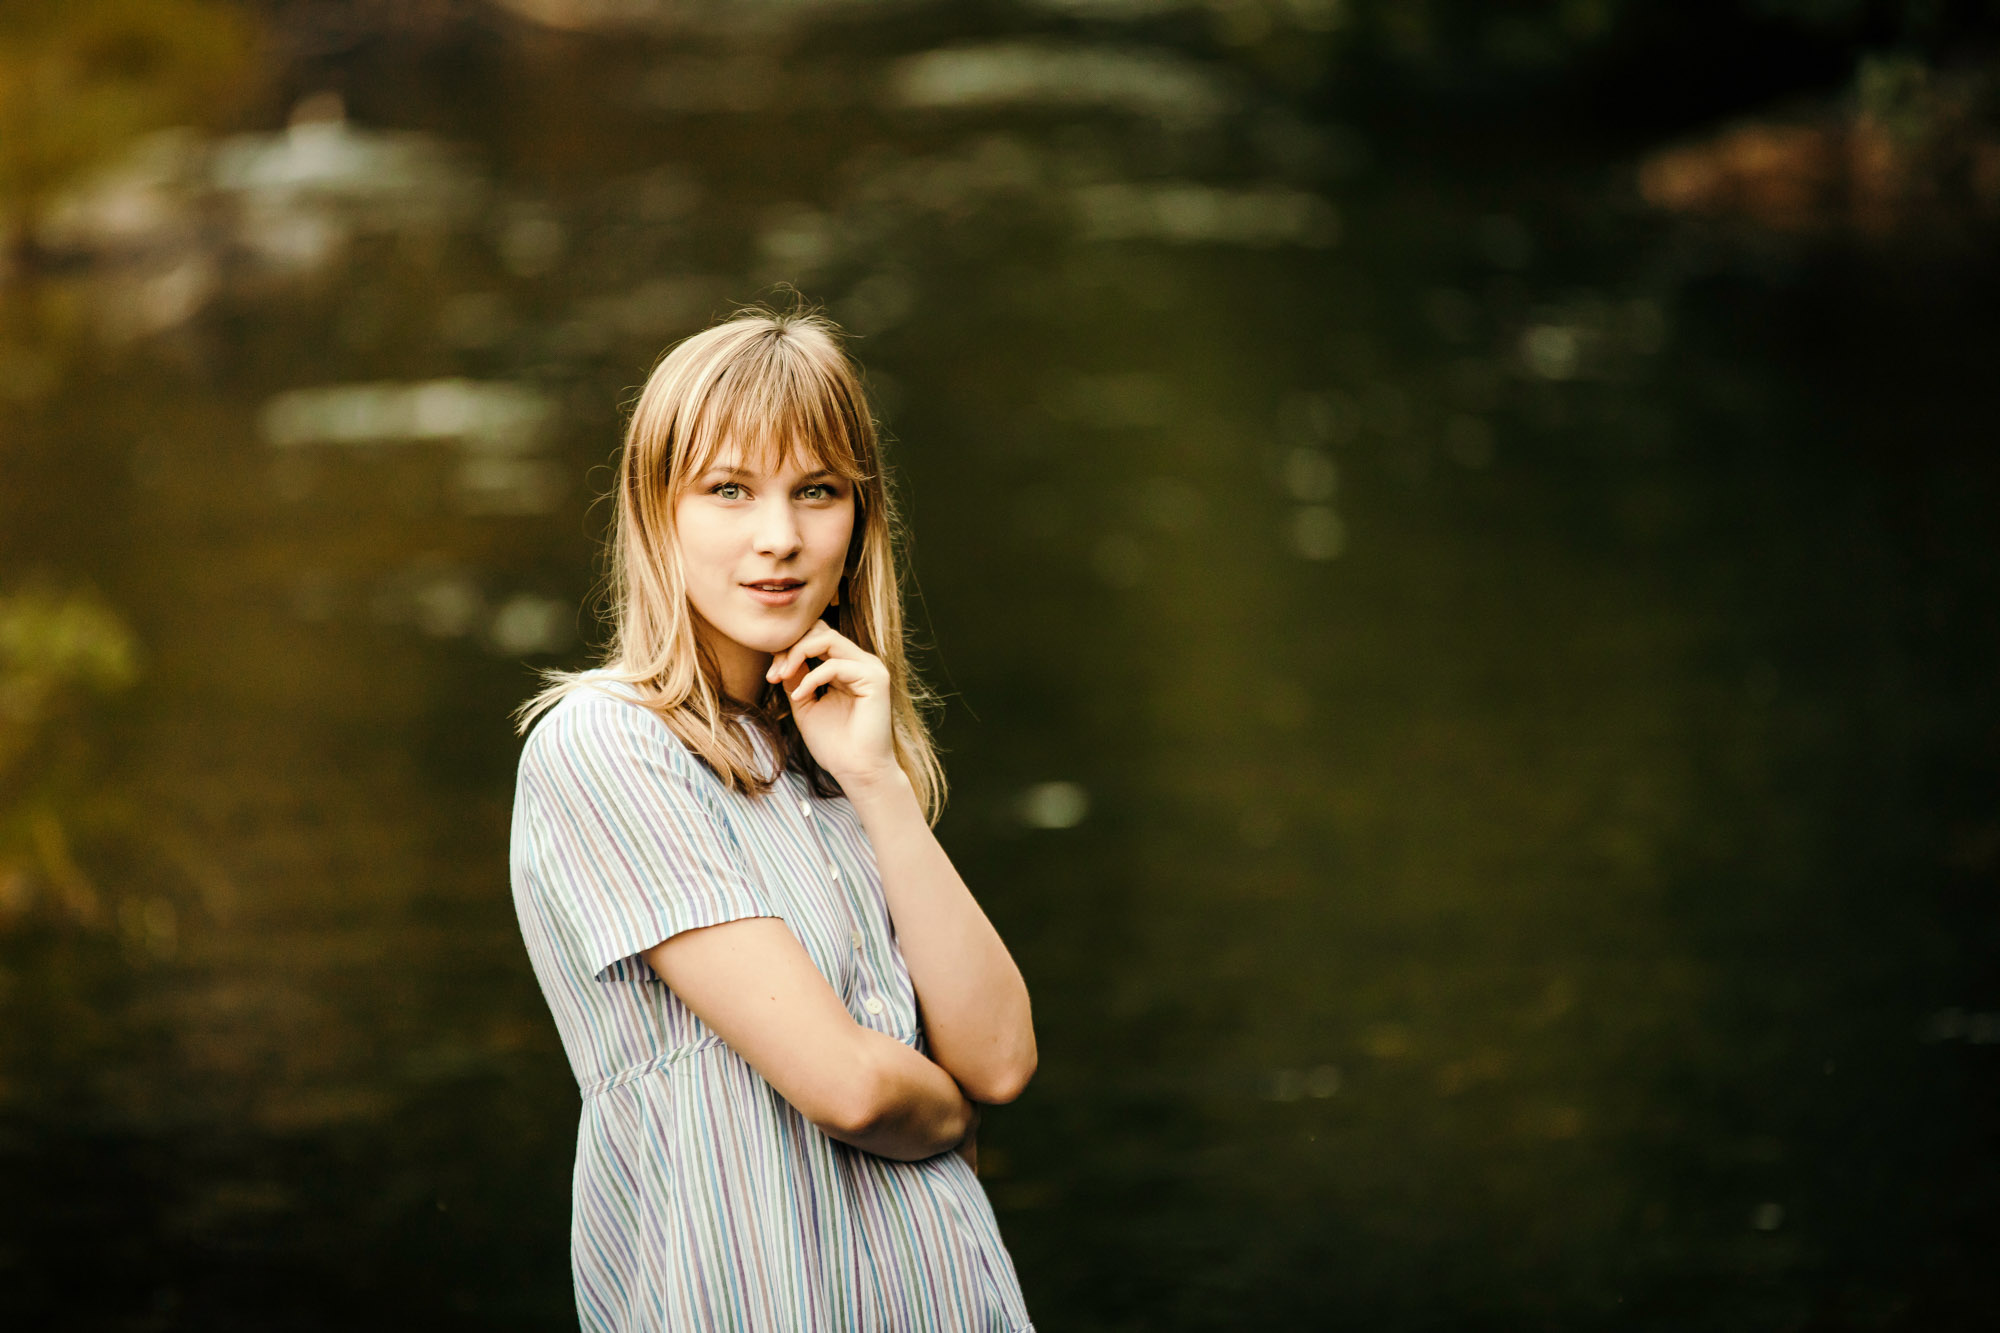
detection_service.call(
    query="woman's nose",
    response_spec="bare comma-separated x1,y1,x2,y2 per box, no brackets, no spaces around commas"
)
753,498,803,557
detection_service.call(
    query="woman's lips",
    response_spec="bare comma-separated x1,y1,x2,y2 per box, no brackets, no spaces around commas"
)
741,580,804,607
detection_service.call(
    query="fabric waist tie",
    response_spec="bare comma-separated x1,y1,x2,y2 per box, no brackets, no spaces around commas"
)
581,1036,726,1100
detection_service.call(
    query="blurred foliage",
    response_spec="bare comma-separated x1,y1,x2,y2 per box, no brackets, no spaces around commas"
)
0,588,139,926
0,0,256,262
1640,49,2000,238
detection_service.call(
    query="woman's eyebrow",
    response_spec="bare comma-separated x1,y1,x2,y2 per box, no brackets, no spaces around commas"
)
702,464,841,482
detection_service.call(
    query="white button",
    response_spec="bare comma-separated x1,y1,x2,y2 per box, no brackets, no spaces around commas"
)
828,864,842,880
850,931,863,950
862,997,885,1015
798,798,813,818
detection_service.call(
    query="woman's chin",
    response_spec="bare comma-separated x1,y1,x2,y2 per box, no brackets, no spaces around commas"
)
730,618,814,654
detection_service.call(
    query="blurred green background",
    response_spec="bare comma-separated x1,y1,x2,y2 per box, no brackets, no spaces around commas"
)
4,1,1999,1329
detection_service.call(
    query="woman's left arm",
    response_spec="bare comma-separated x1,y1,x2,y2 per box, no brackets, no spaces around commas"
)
770,626,1037,1106
843,765,1037,1105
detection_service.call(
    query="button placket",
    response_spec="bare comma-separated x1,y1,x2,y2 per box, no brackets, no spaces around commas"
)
794,779,872,1011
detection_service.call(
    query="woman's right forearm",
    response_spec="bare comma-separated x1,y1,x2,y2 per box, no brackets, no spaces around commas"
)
815,1029,973,1161
647,918,971,1160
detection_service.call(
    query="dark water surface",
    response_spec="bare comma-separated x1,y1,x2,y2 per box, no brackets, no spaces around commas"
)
4,4,1998,1329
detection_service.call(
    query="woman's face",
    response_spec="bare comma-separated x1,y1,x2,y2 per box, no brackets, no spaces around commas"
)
674,444,855,701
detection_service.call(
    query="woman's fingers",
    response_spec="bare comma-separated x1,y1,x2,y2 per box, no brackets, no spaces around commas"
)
787,660,839,703
767,623,871,683
771,628,836,680
767,643,818,685
788,657,871,705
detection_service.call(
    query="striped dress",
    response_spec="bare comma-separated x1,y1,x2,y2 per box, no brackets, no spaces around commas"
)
509,676,1034,1332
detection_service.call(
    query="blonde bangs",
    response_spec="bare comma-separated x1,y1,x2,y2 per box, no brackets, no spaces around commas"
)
676,338,875,495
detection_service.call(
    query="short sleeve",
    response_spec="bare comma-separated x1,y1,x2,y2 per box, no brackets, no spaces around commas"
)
519,688,775,981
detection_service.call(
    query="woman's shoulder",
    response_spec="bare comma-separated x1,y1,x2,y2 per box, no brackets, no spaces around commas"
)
522,672,689,768
519,673,775,807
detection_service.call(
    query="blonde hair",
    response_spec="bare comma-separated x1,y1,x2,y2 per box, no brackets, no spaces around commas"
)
515,304,948,823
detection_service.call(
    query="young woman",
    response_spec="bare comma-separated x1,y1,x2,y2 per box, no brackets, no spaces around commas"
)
508,307,1037,1331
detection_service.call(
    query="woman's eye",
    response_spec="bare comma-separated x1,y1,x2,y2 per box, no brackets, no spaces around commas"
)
710,480,837,500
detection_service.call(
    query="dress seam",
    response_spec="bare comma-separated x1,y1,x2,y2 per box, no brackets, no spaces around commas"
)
579,1036,726,1099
